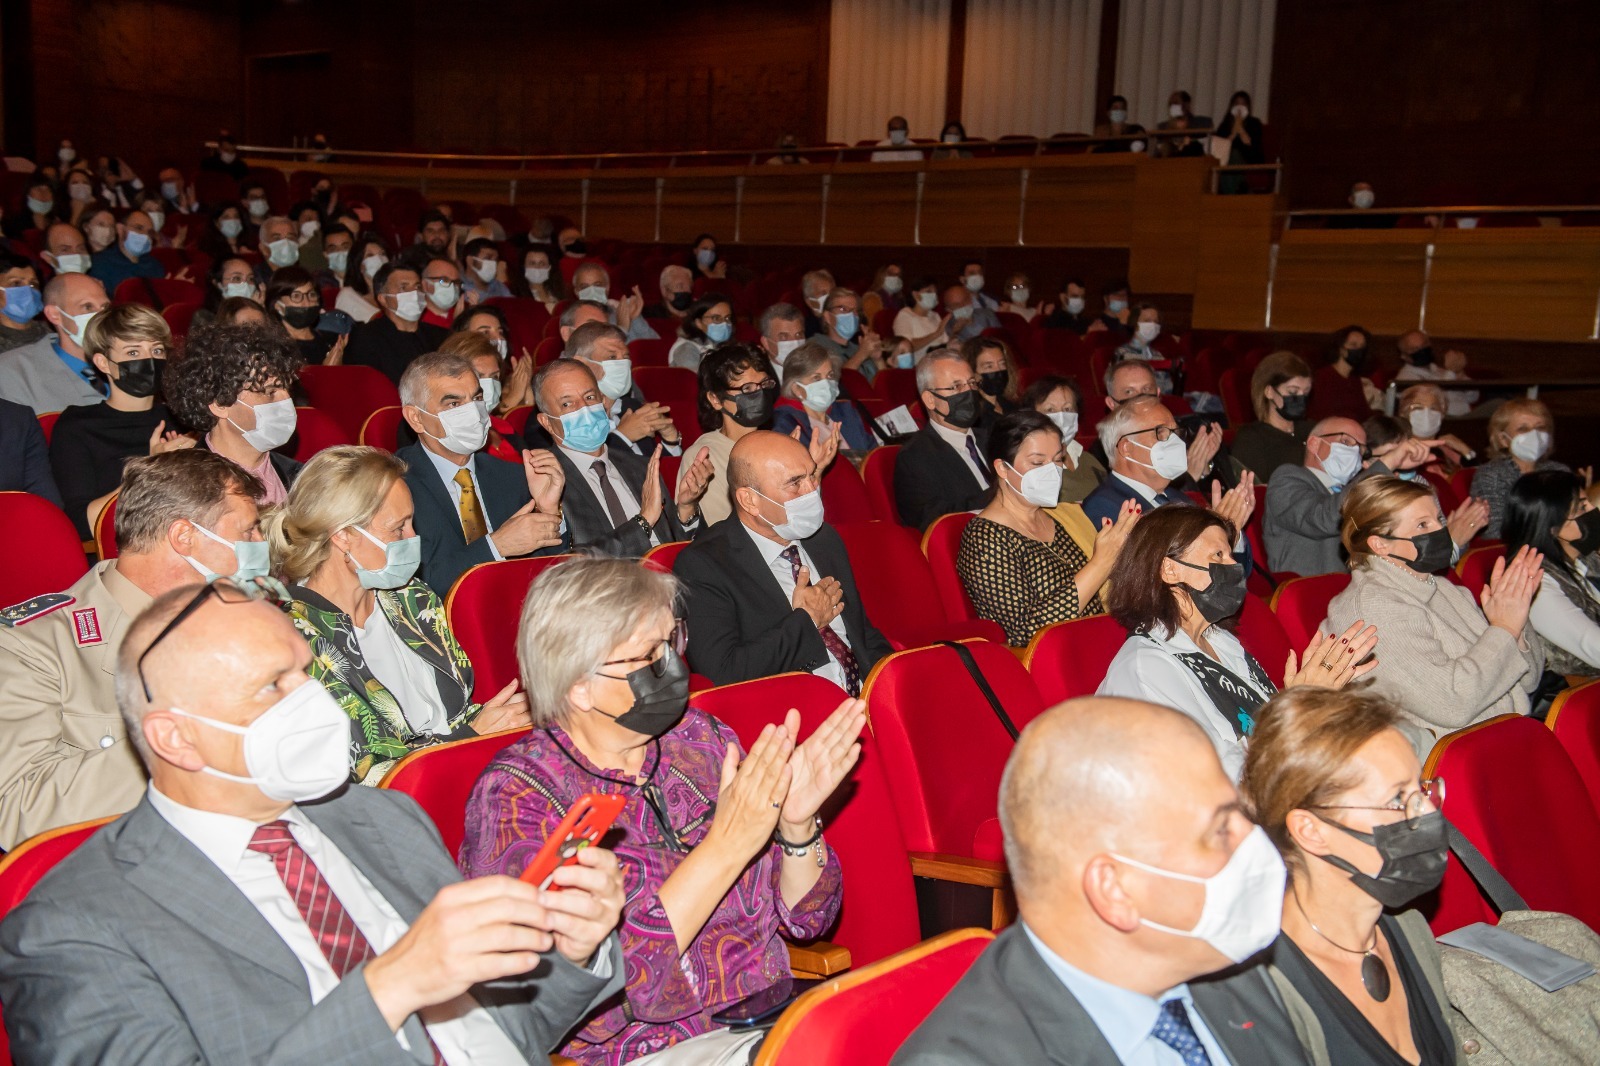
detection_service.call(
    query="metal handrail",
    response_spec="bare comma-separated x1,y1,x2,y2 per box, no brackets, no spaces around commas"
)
1286,204,1600,218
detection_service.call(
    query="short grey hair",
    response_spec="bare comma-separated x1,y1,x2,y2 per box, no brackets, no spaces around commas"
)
572,262,610,288
801,269,834,298
659,264,691,290
533,357,596,415
516,556,679,725
399,350,477,409
1097,399,1159,467
915,348,968,395
824,287,858,313
759,302,804,337
257,215,291,246
115,585,208,764
563,320,628,362
560,298,610,328
1104,357,1157,396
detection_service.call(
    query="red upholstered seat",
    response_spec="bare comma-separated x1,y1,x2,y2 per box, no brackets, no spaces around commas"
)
1422,714,1600,934
754,929,995,1066
161,301,202,342
94,496,118,561
378,730,528,858
0,492,89,606
1235,594,1292,687
113,277,204,308
840,367,876,401
833,521,1003,650
533,336,563,365
632,367,701,446
872,368,919,411
920,512,980,621
444,556,576,701
1023,614,1127,704
860,445,900,525
34,412,58,445
1454,544,1502,600
358,406,404,452
641,540,689,573
1450,467,1475,507
628,335,675,368
693,673,920,967
1268,572,1350,649
481,296,550,356
297,365,400,443
1546,680,1600,818
819,457,873,525
291,406,351,462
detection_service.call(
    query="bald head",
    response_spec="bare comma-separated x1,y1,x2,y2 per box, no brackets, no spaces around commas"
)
729,430,819,541
1397,329,1429,354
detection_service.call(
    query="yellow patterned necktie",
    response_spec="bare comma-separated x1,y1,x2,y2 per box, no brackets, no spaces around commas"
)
453,468,487,544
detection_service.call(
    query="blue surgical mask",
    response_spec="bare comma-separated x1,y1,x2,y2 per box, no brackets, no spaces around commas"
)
706,321,733,344
219,218,244,239
222,281,256,300
696,247,716,268
1107,298,1128,314
894,352,914,369
160,181,180,200
349,525,421,590
124,231,152,256
833,312,858,341
183,523,271,583
801,379,840,411
558,402,611,452
1,286,42,324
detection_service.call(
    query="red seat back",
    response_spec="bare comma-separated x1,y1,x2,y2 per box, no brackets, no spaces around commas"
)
864,641,1044,858
1217,367,1252,426
112,277,204,308
641,540,690,573
1422,714,1600,934
482,296,550,356
444,556,576,701
756,929,995,1066
359,406,405,452
1235,594,1292,687
35,412,58,445
873,368,920,411
833,521,1003,650
161,301,202,342
1455,544,1502,599
694,673,921,966
1450,467,1475,506
1547,680,1600,819
0,493,89,606
919,512,979,621
291,406,352,462
627,335,676,368
840,367,877,401
632,367,702,446
860,445,900,525
1024,614,1127,704
819,457,874,525
378,730,528,858
1268,572,1351,649
297,365,401,442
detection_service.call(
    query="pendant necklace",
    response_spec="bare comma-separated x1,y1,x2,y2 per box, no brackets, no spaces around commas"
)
1292,887,1391,1002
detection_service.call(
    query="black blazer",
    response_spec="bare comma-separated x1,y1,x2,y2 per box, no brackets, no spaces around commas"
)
397,442,567,597
548,444,697,558
894,421,991,531
1082,472,1254,573
892,924,1313,1066
673,516,891,687
0,398,62,508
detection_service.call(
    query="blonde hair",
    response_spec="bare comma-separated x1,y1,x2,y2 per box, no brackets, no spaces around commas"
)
1339,474,1434,569
1250,350,1312,422
83,302,171,361
262,446,407,582
438,329,498,364
1486,397,1552,459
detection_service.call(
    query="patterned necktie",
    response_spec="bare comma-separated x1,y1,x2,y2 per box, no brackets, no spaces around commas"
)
963,434,990,485
453,468,487,544
249,822,447,1065
592,460,631,528
780,545,860,695
1151,998,1213,1066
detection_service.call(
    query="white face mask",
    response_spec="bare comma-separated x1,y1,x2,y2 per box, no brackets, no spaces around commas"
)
595,358,633,399
426,279,459,310
772,339,802,367
888,129,908,145
180,523,272,583
1111,825,1286,964
147,210,165,233
299,220,319,239
222,281,256,300
525,265,551,285
479,376,503,412
1321,441,1364,487
219,218,244,240
1137,320,1162,343
1455,217,1478,230
1231,104,1249,119
1510,429,1551,463
52,253,90,275
881,275,902,293
917,291,938,310
755,487,825,542
422,400,490,455
1065,296,1086,314
801,378,840,412
1004,461,1063,508
1407,408,1443,439
472,258,498,283
168,679,352,803
1047,410,1079,440
362,253,388,278
577,284,609,304
325,250,349,276
267,238,299,268
1109,108,1128,124
1010,287,1030,305
1352,189,1376,209
1170,103,1186,118
58,308,98,347
228,397,298,452
247,198,269,218
388,289,425,322
493,337,508,359
964,274,985,292
1129,434,1189,481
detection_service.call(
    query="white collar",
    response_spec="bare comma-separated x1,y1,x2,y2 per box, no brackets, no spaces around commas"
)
420,443,475,485
929,418,973,450
147,783,312,878
1111,469,1164,505
740,514,794,562
558,440,609,466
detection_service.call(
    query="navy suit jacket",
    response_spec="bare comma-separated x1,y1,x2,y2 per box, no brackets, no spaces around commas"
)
0,398,62,508
1083,472,1254,572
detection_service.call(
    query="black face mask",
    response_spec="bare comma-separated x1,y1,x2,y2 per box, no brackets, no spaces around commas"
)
1407,345,1435,368
978,370,1009,397
727,384,777,428
279,305,321,330
940,389,983,429
1316,810,1448,908
669,291,693,312
1342,346,1368,371
1275,393,1310,421
1390,527,1453,574
565,239,588,256
1570,510,1600,556
1176,560,1247,623
599,647,690,738
111,357,162,399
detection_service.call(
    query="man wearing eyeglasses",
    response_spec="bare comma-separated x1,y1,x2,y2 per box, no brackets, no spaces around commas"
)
0,449,265,849
0,578,625,1063
894,349,993,531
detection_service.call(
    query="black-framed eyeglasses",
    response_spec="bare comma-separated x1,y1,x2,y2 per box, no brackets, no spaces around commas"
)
1118,424,1179,445
1315,432,1360,447
598,619,688,679
723,380,777,396
640,779,693,854
1311,777,1445,830
137,577,288,702
931,379,980,394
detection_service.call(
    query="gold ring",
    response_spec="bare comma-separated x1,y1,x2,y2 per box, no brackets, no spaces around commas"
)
1319,660,1334,670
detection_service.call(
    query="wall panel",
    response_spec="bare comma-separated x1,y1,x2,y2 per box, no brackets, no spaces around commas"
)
1114,0,1276,129
961,0,1102,138
827,0,951,146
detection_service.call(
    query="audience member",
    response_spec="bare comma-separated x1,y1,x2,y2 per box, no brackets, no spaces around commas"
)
397,351,566,596
799,269,835,335
1,178,58,240
959,411,1136,646
1309,324,1379,422
214,296,267,327
0,576,623,1060
1091,95,1146,153
571,261,654,342
1102,358,1161,412
772,341,877,452
1262,416,1402,576
0,449,264,848
201,130,249,180
1081,398,1234,531
1152,89,1212,157
1019,374,1106,503
641,263,693,321
958,260,999,312
1100,505,1376,779
0,251,49,355
1214,91,1266,193
895,697,1305,1064
460,237,510,301
669,293,732,372
1503,470,1600,677
200,255,261,326
64,174,104,230
264,265,342,364
417,209,452,258
39,221,91,279
252,215,302,285
1041,277,1092,333
0,397,62,506
1111,303,1171,391
1471,397,1572,538
861,262,905,322
344,262,450,384
895,350,991,530
996,271,1043,321
196,202,247,264
460,556,862,1064
437,329,527,462
965,335,1021,415
757,301,807,371
1359,413,1490,555
943,283,1000,344
687,232,726,279
1231,351,1313,483
1396,383,1476,476
0,272,111,415
890,277,950,362
682,343,778,526
1394,330,1475,414
320,223,355,290
1328,182,1396,229
870,116,924,162
1086,278,1133,336
563,320,683,459
675,430,890,688
335,232,388,323
931,120,973,160
1326,476,1544,755
514,245,563,309
812,287,889,380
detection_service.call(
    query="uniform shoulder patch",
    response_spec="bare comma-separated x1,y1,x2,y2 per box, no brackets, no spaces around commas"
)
0,593,76,628
71,607,103,647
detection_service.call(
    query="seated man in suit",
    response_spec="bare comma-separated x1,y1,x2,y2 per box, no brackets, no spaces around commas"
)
562,320,683,459
1264,417,1385,577
895,697,1307,1065
0,449,264,850
397,350,567,596
894,349,991,531
0,580,625,1062
534,358,712,557
674,430,891,691
0,395,62,504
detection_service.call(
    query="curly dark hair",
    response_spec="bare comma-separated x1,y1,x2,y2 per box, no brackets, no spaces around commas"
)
696,341,774,432
164,323,305,432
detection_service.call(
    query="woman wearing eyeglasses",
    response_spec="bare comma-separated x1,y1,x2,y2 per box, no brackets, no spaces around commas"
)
263,446,531,784
682,343,779,526
264,265,346,365
669,294,735,372
1242,686,1456,1066
460,557,864,1066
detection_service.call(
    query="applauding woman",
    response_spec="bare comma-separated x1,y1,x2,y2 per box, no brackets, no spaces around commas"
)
1501,470,1600,677
461,557,863,1065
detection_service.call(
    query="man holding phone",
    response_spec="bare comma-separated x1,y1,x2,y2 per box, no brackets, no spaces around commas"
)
0,580,626,1063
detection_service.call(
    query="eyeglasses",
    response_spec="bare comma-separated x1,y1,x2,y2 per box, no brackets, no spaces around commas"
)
1312,777,1445,830
598,619,689,679
1315,432,1360,447
137,576,288,702
723,380,776,396
281,290,320,306
931,379,981,394
1119,424,1179,444
701,313,734,325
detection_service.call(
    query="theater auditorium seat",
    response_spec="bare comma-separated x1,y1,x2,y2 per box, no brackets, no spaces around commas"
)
860,446,900,525
1235,594,1293,688
1023,614,1127,705
1546,680,1600,818
819,457,874,525
920,512,980,622
0,492,89,606
290,406,351,463
297,365,400,442
1454,544,1503,599
833,521,1004,650
94,495,118,561
632,367,701,445
377,729,529,858
445,556,575,701
359,405,404,451
1268,572,1350,649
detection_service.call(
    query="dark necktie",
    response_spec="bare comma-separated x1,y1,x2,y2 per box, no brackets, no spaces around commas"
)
249,822,447,1065
780,545,860,696
963,434,990,485
592,460,631,528
1151,998,1213,1066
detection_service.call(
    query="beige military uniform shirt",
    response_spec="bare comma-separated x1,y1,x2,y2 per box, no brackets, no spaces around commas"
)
0,560,151,849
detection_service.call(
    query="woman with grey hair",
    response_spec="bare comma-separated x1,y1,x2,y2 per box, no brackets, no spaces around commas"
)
459,556,865,1065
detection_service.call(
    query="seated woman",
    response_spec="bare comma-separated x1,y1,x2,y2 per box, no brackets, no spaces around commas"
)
1243,687,1456,1065
164,322,304,504
964,335,1021,416
334,231,388,323
1396,382,1476,477
455,303,533,410
265,265,342,364
437,329,527,464
1112,302,1174,392
1310,324,1379,423
1019,374,1106,504
214,296,267,327
196,202,247,265
266,445,531,783
683,343,778,526
513,245,564,311
891,276,950,364
1326,475,1543,756
1471,397,1575,538
996,271,1041,322
1232,351,1313,483
459,556,863,1065
1100,505,1376,779
860,262,904,324
49,304,193,538
958,411,1137,647
930,120,973,160
772,341,876,453
1505,470,1600,678
669,294,733,373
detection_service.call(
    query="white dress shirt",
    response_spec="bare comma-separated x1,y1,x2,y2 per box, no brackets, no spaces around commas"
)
929,418,989,489
1529,561,1600,671
355,604,450,734
559,441,659,548
741,520,849,689
145,786,527,1064
421,446,505,561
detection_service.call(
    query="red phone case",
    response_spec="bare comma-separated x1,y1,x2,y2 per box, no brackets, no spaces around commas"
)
519,792,626,890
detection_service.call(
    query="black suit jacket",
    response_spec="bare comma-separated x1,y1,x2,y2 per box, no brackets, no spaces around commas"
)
397,442,567,597
0,398,62,508
894,421,991,531
893,924,1313,1066
549,444,697,558
673,516,891,687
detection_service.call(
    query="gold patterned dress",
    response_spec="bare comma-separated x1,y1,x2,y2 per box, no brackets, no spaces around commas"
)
956,514,1104,647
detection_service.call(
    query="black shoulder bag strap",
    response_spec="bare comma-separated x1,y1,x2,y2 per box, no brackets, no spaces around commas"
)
139,275,165,311
1445,817,1528,914
938,640,1019,740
